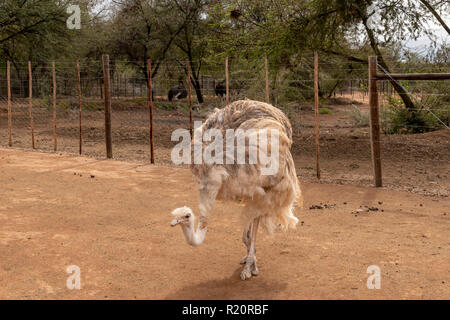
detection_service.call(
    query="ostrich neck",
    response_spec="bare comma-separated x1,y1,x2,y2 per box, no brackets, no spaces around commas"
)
180,219,207,246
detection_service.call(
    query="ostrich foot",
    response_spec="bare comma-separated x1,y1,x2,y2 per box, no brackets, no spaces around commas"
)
240,256,259,273
240,257,258,280
240,268,252,280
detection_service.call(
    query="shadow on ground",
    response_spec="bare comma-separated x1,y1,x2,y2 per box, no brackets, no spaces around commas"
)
164,267,287,299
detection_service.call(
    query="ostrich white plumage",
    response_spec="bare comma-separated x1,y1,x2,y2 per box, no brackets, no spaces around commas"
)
170,99,303,280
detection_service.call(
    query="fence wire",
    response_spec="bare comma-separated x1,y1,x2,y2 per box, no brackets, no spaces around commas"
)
0,58,448,196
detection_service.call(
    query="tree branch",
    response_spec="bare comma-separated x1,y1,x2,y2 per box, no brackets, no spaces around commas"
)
419,0,450,35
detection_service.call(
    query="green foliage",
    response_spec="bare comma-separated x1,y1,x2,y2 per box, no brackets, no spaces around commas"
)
156,103,176,111
348,105,369,127
382,96,449,134
57,101,71,110
83,102,103,111
0,0,73,64
1,0,448,126
34,98,52,110
319,97,330,105
319,107,332,115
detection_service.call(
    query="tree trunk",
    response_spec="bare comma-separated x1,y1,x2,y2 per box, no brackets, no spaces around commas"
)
23,73,29,98
191,75,204,104
362,15,417,112
327,80,341,98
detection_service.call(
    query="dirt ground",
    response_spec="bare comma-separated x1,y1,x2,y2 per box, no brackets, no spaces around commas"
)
1,94,449,197
0,147,449,299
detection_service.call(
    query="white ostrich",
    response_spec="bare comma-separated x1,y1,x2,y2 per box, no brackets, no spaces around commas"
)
170,99,303,280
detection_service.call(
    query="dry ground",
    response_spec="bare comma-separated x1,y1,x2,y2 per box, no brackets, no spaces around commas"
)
0,148,449,299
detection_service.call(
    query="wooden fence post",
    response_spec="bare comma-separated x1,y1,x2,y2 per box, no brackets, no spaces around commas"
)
52,62,57,151
314,52,321,180
186,60,193,137
265,56,270,104
76,60,83,154
102,54,113,158
28,61,35,149
7,61,12,147
225,56,229,104
147,59,155,164
368,56,382,187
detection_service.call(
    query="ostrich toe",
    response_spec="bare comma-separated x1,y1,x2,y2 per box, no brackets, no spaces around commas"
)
240,268,252,280
251,264,259,276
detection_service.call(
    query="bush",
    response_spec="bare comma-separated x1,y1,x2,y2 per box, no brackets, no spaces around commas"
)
382,96,449,134
319,107,332,115
83,102,103,111
348,105,369,127
157,103,176,111
319,97,330,105
34,97,52,109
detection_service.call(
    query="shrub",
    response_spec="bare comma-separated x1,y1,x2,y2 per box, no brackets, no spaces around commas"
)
83,102,103,111
34,97,51,109
156,103,176,111
348,105,369,127
319,97,330,105
382,96,449,134
319,107,332,115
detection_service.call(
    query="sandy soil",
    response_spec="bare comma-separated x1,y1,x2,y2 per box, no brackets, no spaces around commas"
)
0,148,449,299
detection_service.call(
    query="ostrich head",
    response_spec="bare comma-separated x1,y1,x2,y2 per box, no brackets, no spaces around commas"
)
170,206,194,227
170,206,207,246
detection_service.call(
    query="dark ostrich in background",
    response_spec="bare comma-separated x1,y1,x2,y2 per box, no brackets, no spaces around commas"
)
214,80,226,98
168,80,188,101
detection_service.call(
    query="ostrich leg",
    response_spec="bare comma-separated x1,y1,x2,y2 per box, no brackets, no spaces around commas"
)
240,222,252,264
240,217,260,280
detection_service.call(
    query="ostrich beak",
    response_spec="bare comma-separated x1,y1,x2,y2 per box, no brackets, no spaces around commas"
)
170,218,180,227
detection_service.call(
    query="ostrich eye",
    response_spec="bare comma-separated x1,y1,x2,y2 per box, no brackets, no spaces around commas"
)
185,215,190,218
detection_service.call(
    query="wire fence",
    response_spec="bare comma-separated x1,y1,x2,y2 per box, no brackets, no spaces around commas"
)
0,56,448,196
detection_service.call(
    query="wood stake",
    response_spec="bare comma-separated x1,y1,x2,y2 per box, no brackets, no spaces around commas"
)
186,60,193,137
225,56,229,104
147,59,155,164
102,54,113,158
314,52,321,180
52,62,57,151
7,61,12,146
368,56,382,187
265,56,270,103
28,61,35,149
76,60,83,154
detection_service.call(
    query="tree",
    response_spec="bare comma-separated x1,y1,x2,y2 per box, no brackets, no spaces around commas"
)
171,0,213,103
107,0,196,86
225,0,447,112
0,0,71,45
0,0,74,96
